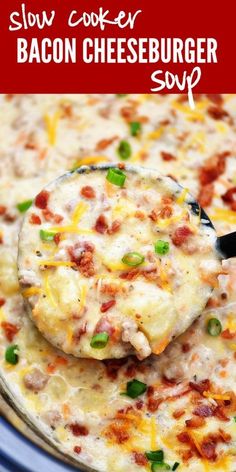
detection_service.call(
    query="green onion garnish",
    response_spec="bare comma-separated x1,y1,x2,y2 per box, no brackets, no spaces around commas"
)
90,332,109,349
234,417,236,423
125,379,147,398
151,463,171,471
117,140,132,160
116,94,128,98
207,318,222,336
154,240,169,255
172,463,180,471
39,229,56,241
146,450,164,462
17,199,33,213
106,168,126,187
130,121,142,137
5,344,19,365
122,252,144,267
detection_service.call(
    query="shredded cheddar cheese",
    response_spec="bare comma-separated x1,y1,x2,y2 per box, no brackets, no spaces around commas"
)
44,111,61,146
203,391,231,401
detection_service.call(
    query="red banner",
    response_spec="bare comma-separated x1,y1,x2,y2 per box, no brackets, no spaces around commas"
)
0,0,235,94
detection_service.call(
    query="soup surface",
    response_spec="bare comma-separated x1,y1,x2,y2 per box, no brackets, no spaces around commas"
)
0,94,236,472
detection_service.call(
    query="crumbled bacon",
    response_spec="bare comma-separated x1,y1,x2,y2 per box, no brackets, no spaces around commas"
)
120,105,136,122
197,183,214,208
35,190,50,209
173,409,185,419
68,243,95,278
73,323,87,342
171,226,193,247
189,379,210,395
221,329,236,339
103,358,127,379
95,316,115,336
107,219,121,234
0,205,6,215
69,423,89,436
136,400,144,410
207,105,229,121
221,187,236,211
53,233,61,245
133,452,148,466
200,438,217,461
120,269,139,280
0,298,5,307
95,136,118,151
94,214,109,234
42,209,63,224
193,404,215,417
177,432,191,444
198,152,230,185
185,416,206,428
214,406,230,422
147,396,162,413
73,446,81,454
161,151,176,161
1,321,19,342
125,363,137,378
80,186,96,199
100,300,116,313
29,213,41,225
104,423,130,444
182,343,191,353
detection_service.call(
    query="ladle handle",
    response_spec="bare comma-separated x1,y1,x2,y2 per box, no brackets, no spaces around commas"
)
217,232,236,259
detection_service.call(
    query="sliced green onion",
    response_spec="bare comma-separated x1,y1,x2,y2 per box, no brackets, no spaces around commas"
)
151,463,171,471
146,450,164,462
207,318,222,336
172,463,180,471
5,344,19,365
116,94,128,98
39,229,56,241
17,199,33,213
117,140,132,160
106,168,126,187
125,379,147,398
90,332,109,349
122,252,144,267
234,416,236,423
130,121,142,137
154,240,169,255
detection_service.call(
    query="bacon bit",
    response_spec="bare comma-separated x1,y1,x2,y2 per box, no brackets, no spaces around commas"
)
173,409,185,419
95,317,115,337
161,151,176,161
68,244,95,278
206,94,223,106
100,300,116,313
185,416,206,428
135,210,145,220
171,226,193,247
136,400,144,410
1,322,19,342
197,183,214,208
215,406,230,422
73,323,87,342
0,205,6,215
221,187,236,211
120,269,139,280
133,452,148,466
104,423,130,444
69,423,89,436
100,283,123,296
118,162,125,170
221,329,236,340
160,206,173,219
80,186,96,199
218,428,231,443
94,214,109,234
29,213,41,225
207,105,229,121
149,209,159,222
182,343,191,353
120,105,136,122
193,404,215,417
177,432,191,444
73,446,81,454
147,397,162,413
42,209,63,224
96,136,118,151
103,358,127,380
54,233,61,245
107,220,121,235
0,298,5,307
46,363,56,374
199,438,217,461
189,379,210,395
180,449,194,462
35,190,50,209
198,152,230,185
